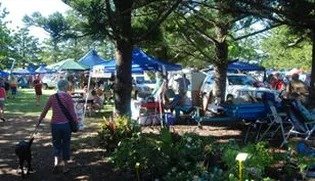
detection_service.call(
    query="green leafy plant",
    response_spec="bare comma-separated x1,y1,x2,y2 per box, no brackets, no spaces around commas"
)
97,116,141,152
109,128,217,180
285,142,315,178
222,141,274,180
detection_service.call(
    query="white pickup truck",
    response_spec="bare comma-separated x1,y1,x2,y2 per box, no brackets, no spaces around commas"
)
200,72,280,107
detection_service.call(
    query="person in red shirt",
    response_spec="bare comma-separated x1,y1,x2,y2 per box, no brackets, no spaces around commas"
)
271,73,285,91
33,74,42,106
0,82,6,122
36,80,78,173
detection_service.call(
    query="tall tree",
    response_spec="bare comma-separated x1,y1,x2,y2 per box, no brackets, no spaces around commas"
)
161,1,263,102
11,28,42,67
23,12,71,62
234,0,315,104
63,0,182,116
0,3,13,69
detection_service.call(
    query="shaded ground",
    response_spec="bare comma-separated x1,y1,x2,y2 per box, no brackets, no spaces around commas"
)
1,89,314,180
0,115,131,181
0,113,248,180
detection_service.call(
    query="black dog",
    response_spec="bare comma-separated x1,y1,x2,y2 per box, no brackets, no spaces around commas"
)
15,137,34,178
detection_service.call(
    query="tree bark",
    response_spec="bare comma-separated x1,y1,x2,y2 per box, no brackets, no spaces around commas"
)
53,40,58,62
213,44,228,103
113,0,133,116
310,28,315,107
213,25,229,103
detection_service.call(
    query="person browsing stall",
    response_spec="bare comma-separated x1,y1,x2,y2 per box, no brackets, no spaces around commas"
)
9,74,17,99
36,80,78,174
0,81,6,122
175,73,190,97
33,74,43,106
286,73,309,105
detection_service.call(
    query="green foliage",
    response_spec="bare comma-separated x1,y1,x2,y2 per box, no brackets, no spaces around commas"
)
159,1,262,68
228,36,261,61
23,11,72,62
222,141,274,180
284,142,315,175
109,128,216,180
0,3,13,69
10,28,42,66
99,123,310,180
261,25,312,70
97,116,141,153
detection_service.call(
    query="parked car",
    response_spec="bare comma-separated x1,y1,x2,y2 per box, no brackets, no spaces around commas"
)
200,72,280,103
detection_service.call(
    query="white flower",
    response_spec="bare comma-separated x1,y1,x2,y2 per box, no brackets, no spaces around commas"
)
187,137,192,142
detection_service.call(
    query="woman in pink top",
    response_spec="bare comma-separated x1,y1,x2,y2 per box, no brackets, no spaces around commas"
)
0,81,6,122
37,79,78,174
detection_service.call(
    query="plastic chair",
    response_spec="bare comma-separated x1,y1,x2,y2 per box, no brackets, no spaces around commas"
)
285,100,315,141
138,99,163,126
258,101,289,147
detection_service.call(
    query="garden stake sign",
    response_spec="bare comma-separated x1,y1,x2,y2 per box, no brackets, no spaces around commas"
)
135,162,140,181
236,152,249,181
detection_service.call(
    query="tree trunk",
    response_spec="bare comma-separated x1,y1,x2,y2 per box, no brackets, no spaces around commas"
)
213,62,228,103
113,0,133,116
53,40,58,62
310,28,315,107
213,25,229,103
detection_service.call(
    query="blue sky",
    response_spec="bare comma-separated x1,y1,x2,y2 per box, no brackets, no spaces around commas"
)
1,0,70,40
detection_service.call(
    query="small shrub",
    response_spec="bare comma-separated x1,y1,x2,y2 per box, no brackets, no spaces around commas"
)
97,116,141,152
110,128,217,180
222,141,274,180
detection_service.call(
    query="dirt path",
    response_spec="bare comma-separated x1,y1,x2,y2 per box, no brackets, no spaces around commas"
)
0,116,130,181
0,110,248,180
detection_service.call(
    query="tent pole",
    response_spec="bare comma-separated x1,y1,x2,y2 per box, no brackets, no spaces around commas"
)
83,71,92,128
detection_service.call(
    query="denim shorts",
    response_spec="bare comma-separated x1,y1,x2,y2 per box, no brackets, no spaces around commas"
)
51,122,71,160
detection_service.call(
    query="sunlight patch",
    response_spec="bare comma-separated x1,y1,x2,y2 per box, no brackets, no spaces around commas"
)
74,148,105,154
75,175,90,180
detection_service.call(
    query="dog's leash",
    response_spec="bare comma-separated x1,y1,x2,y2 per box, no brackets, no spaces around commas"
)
29,126,39,140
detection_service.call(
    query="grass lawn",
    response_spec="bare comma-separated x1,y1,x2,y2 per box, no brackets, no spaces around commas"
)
5,88,55,117
5,88,114,119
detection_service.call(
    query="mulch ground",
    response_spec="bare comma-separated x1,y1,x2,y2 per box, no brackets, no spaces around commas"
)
0,116,131,181
0,114,273,180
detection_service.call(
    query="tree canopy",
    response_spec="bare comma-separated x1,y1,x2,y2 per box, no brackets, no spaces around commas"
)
261,25,312,70
0,3,13,69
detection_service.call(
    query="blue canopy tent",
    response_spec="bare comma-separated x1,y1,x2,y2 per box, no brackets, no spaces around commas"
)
132,48,182,71
205,59,266,80
12,68,34,75
27,63,37,73
78,49,107,69
98,59,144,74
228,59,266,81
0,70,9,77
94,48,182,73
35,65,55,74
228,59,265,72
154,58,182,72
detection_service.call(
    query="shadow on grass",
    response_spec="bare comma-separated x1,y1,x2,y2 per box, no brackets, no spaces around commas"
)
0,89,118,180
5,89,52,117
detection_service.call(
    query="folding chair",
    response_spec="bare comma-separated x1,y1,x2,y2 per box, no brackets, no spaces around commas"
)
138,100,163,126
285,100,315,142
258,101,289,147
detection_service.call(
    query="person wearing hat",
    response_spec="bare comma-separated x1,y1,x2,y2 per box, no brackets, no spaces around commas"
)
33,74,43,106
271,73,285,91
286,73,309,105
